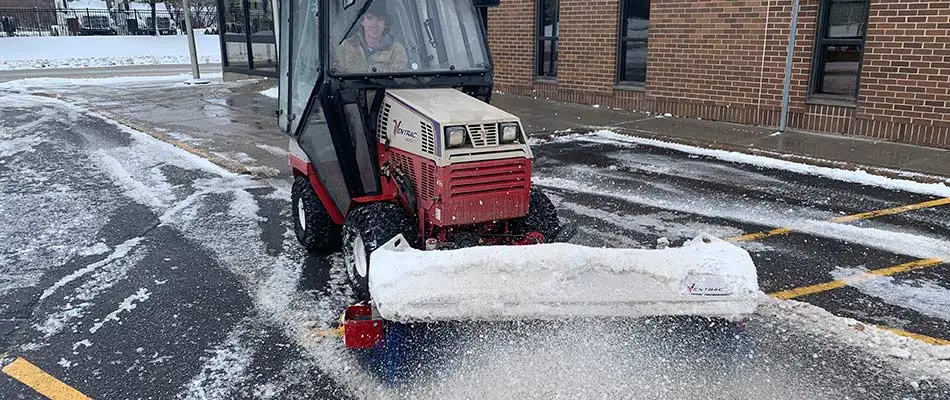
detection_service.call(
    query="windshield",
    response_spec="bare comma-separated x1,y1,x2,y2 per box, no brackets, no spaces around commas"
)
329,0,489,76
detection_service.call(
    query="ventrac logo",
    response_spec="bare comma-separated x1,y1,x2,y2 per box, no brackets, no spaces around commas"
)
682,275,734,296
392,119,419,140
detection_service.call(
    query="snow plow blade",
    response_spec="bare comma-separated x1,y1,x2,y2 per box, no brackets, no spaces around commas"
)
367,233,759,323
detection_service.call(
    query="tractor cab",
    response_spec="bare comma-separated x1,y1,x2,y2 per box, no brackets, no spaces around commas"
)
281,0,505,228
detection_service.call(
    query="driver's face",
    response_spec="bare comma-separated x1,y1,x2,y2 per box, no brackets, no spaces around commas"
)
361,13,386,41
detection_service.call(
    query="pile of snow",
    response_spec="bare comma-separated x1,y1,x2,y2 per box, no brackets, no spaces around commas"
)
0,36,221,70
368,233,759,322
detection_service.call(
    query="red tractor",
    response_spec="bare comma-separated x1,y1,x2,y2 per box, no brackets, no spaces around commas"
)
279,0,759,349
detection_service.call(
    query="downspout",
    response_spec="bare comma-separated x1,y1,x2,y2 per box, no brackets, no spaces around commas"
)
779,0,801,132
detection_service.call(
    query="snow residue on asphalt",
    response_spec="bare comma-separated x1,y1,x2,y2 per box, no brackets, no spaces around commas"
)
77,242,110,256
33,237,147,340
40,237,144,301
0,74,222,93
1,98,127,294
92,150,175,209
0,36,221,70
256,143,288,157
760,297,950,384
830,266,950,321
181,320,256,399
562,131,950,197
89,287,150,333
0,134,44,158
35,304,90,338
260,87,278,99
535,176,950,261
559,199,757,248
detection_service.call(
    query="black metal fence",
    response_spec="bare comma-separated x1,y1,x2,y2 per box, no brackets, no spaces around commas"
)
0,7,218,37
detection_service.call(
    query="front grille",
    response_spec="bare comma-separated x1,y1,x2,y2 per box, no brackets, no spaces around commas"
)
448,159,529,197
466,123,498,147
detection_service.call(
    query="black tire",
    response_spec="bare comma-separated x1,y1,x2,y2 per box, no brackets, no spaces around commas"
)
511,188,561,242
291,175,341,253
342,202,418,302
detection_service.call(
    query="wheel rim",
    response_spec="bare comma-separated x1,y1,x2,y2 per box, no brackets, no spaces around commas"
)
297,198,306,231
352,234,368,278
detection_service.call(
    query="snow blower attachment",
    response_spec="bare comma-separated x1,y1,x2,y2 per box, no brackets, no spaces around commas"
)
368,233,759,323
278,0,759,349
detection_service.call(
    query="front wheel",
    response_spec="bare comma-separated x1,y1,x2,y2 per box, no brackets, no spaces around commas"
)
510,187,562,242
342,202,418,302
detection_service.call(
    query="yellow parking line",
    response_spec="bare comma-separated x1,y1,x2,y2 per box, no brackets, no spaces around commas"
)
2,357,91,400
876,326,950,346
730,197,950,242
769,258,944,299
831,197,950,223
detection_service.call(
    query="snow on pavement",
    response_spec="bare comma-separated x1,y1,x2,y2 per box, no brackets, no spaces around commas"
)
830,266,950,321
4,92,949,397
534,174,950,262
0,36,221,71
556,130,950,195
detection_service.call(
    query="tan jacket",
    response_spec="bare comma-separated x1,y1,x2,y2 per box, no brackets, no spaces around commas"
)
333,34,408,73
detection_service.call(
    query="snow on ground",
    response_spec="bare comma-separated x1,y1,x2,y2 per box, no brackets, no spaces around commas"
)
260,87,278,99
88,287,150,333
557,131,950,196
181,319,257,399
534,174,950,262
0,35,221,70
831,266,950,321
0,97,127,294
759,296,950,384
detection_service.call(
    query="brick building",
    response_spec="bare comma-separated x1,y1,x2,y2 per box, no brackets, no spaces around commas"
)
485,0,950,149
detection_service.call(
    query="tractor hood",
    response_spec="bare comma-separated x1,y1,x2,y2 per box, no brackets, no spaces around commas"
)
386,88,519,126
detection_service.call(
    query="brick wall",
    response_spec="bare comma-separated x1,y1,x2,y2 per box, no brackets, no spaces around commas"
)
487,0,535,86
485,0,950,148
859,1,950,127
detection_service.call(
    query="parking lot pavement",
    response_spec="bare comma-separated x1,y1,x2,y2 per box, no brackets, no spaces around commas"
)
1,77,948,398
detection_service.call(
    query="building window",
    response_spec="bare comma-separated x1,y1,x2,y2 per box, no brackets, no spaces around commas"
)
536,0,558,78
618,0,649,85
810,0,869,99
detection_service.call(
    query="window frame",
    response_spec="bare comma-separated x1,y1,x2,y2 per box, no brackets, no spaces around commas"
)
535,0,559,79
808,0,871,103
616,0,650,87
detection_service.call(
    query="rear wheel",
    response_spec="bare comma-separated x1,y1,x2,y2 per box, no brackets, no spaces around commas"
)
291,175,341,253
511,188,562,242
342,202,418,302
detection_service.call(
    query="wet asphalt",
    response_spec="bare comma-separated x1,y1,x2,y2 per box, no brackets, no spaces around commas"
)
0,84,948,399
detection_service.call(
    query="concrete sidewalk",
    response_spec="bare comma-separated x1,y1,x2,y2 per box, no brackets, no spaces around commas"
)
17,75,948,183
490,94,950,183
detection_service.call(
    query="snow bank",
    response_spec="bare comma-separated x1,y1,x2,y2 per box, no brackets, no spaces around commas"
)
368,233,759,322
0,35,221,70
561,131,950,197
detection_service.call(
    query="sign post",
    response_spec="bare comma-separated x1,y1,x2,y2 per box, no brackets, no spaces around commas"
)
183,0,210,85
